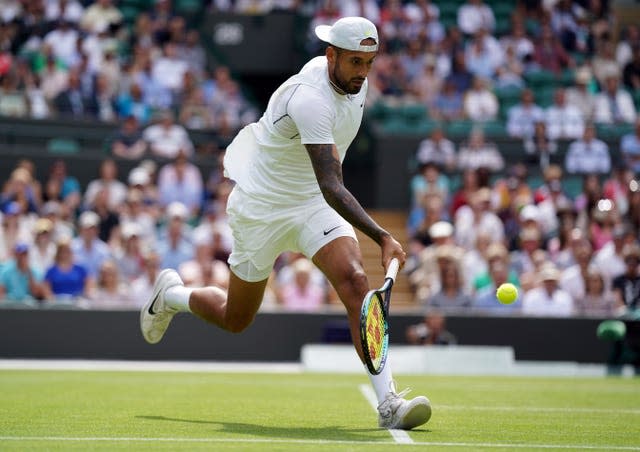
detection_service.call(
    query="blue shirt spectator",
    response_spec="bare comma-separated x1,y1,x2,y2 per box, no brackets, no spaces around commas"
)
45,263,88,297
620,119,640,173
70,211,112,278
0,243,43,303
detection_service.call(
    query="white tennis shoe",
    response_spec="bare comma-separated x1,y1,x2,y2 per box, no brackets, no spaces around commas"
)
377,383,432,430
140,269,183,344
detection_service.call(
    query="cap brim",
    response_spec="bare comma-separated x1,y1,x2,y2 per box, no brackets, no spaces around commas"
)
315,24,332,44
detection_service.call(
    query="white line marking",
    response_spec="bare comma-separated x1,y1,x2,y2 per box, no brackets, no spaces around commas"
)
358,384,414,444
438,404,640,415
1,436,639,450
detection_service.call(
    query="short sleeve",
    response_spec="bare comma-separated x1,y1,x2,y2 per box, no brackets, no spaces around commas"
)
287,84,335,145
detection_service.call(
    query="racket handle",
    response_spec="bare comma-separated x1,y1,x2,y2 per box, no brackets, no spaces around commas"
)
385,258,399,282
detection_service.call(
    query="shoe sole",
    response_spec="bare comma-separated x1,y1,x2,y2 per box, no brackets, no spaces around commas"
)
139,269,177,344
398,397,432,430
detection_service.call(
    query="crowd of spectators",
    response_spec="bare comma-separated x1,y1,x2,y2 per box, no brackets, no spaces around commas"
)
1,1,640,318
0,0,258,135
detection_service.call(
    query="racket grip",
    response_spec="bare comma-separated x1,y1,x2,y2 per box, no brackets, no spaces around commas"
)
385,258,399,282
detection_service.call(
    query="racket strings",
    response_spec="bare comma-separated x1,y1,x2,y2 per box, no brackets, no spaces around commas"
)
365,298,385,365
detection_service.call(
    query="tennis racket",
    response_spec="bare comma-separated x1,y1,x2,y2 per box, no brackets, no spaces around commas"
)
359,258,399,375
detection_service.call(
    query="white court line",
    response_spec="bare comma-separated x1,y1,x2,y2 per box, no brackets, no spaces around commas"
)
358,384,414,444
1,436,639,450
438,404,640,415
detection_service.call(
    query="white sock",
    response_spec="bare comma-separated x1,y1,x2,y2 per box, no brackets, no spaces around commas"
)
164,285,193,312
366,361,395,405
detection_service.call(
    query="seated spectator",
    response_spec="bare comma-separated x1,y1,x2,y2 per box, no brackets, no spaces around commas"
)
87,259,135,309
464,76,498,122
506,88,545,138
29,218,56,276
89,187,120,245
117,83,152,125
457,0,495,36
43,237,91,302
564,124,611,175
53,69,98,119
411,55,443,107
449,168,482,217
522,264,575,317
565,66,595,122
532,25,572,74
510,226,546,277
157,202,194,270
465,28,503,81
114,223,145,283
499,19,534,62
111,115,147,160
277,258,327,312
143,110,194,159
414,127,456,173
405,312,457,345
544,88,585,140
44,19,80,68
408,192,447,252
621,119,640,174
83,159,127,212
1,167,39,215
45,0,85,24
592,39,622,86
524,121,558,171
457,128,504,172
152,41,189,94
558,238,594,303
0,201,32,264
71,211,112,279
611,244,640,313
431,78,464,121
495,45,525,90
454,187,505,250
179,88,215,130
119,188,156,251
445,51,473,94
79,0,122,35
0,242,45,305
410,160,450,209
0,71,28,118
623,45,640,91
426,260,472,311
593,74,637,125
604,165,635,216
577,268,616,317
157,148,204,216
592,224,635,286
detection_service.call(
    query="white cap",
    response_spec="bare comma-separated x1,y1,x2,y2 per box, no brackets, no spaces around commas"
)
429,221,453,239
128,167,150,186
166,201,188,220
315,17,379,52
78,211,100,228
520,204,540,223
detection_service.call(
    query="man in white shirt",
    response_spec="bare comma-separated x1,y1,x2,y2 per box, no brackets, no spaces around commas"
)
545,88,585,140
564,124,611,174
522,265,574,317
143,110,194,159
507,89,545,138
593,75,638,124
457,0,495,35
139,17,430,431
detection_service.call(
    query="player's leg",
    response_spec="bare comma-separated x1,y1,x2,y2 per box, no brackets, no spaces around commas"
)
312,237,431,429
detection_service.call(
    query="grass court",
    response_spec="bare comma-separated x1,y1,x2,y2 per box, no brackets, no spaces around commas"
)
1,369,639,451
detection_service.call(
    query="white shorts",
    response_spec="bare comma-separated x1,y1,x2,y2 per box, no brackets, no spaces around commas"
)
226,185,357,282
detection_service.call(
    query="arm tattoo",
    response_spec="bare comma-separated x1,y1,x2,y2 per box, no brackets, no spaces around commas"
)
306,144,389,245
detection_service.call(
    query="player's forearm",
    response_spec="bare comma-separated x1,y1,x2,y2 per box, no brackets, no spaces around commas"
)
306,143,389,245
322,183,390,245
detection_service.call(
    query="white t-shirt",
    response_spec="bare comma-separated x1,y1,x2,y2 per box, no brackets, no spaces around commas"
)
224,56,367,203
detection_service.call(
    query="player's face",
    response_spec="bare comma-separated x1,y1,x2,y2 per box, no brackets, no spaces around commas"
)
329,48,376,95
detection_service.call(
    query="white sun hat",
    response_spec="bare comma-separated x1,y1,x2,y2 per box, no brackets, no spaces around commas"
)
315,17,379,52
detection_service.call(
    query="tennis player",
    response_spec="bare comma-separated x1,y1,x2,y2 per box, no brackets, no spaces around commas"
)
141,16,431,430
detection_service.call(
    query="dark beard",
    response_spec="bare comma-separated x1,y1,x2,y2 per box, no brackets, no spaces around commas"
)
331,67,362,95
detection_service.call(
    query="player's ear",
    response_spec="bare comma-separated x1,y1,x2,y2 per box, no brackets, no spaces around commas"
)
326,46,337,65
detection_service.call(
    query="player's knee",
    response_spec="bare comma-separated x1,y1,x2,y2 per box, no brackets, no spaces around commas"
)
339,267,369,304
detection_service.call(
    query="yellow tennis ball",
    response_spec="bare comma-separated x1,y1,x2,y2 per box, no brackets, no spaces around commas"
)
496,283,518,305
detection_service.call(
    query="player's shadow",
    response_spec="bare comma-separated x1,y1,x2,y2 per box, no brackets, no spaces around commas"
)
137,415,391,441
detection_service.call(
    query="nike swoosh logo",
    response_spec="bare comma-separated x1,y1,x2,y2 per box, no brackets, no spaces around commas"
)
323,226,340,236
147,295,159,315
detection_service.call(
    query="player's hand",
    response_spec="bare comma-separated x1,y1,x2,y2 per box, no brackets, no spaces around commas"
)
380,234,406,271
